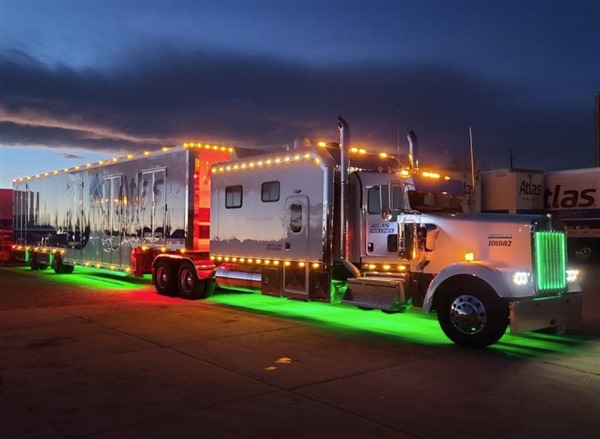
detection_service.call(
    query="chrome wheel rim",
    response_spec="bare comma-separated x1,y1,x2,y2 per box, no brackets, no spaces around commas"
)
449,294,487,335
156,266,169,289
179,268,194,294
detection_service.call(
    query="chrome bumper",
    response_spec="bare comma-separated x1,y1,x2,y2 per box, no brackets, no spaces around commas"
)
509,292,583,334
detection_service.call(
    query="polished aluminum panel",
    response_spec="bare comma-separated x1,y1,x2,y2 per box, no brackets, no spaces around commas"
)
210,147,336,265
12,148,224,270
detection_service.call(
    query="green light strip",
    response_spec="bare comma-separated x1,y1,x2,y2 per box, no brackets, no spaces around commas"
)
534,232,567,291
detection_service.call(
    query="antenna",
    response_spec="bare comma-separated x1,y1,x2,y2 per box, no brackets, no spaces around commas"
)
469,126,475,193
396,108,400,161
469,126,476,213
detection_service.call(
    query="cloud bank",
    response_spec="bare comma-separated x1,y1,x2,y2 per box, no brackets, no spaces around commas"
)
1,44,595,171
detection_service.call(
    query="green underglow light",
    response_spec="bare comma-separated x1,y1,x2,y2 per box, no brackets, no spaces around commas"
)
209,292,450,345
534,231,567,292
208,291,591,356
16,266,151,290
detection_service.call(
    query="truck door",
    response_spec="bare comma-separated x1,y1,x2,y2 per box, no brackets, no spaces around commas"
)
283,195,309,297
365,185,398,257
139,169,166,246
102,175,123,266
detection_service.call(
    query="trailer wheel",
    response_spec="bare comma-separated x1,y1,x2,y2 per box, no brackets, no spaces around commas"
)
154,260,177,296
437,280,508,348
177,261,207,300
53,256,74,274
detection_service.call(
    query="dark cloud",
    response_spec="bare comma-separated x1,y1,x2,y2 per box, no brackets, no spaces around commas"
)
1,44,595,171
60,153,84,160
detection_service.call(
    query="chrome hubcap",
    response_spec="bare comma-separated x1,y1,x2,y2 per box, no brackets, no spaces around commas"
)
157,267,168,288
449,294,487,335
180,269,193,293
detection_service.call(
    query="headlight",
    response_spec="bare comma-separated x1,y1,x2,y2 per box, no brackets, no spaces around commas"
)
566,269,579,282
512,272,530,286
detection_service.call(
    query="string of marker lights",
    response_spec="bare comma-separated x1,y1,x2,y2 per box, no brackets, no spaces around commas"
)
14,140,449,273
209,254,411,273
13,143,233,183
13,139,449,183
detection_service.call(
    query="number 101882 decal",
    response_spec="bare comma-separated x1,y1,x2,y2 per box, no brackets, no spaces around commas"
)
489,240,512,246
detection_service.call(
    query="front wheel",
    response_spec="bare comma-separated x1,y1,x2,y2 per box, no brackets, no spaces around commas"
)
177,261,208,300
437,281,508,348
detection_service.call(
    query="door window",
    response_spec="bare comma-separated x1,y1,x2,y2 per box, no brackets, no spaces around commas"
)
290,203,302,233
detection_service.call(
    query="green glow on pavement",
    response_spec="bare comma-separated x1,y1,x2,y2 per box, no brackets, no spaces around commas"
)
15,265,590,356
208,291,591,356
16,266,151,290
210,292,454,346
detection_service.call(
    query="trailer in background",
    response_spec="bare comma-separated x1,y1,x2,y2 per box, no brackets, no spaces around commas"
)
0,188,13,263
479,167,600,262
481,169,544,215
544,167,600,262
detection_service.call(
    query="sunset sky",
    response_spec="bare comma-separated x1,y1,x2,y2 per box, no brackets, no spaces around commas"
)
1,1,598,188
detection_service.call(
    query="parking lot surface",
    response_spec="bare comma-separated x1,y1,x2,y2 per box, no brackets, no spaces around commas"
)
1,265,599,438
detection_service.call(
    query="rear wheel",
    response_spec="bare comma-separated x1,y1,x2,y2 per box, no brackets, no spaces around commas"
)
154,260,177,296
177,261,207,300
53,256,74,274
29,253,40,270
437,280,508,348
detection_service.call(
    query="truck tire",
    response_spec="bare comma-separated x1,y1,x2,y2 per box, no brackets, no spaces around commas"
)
177,261,207,300
53,256,74,274
154,260,177,296
437,280,508,348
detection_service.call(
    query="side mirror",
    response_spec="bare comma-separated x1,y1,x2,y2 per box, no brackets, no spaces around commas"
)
381,210,392,221
380,184,390,213
400,222,417,260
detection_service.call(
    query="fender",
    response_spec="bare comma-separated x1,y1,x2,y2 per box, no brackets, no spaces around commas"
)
422,261,515,313
152,253,216,279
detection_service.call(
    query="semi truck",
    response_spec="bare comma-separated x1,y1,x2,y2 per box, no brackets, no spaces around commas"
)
12,118,583,348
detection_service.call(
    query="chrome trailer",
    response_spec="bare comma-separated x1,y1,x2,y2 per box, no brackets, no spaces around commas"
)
12,145,230,274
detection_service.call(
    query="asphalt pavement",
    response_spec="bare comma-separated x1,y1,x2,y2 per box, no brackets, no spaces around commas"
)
0,265,598,439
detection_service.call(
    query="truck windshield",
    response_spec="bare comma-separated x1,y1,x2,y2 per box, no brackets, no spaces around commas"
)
407,190,463,213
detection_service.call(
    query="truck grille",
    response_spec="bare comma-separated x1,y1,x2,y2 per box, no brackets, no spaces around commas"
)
533,231,567,293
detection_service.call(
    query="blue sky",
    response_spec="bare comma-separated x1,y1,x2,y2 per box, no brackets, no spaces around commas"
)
1,0,599,188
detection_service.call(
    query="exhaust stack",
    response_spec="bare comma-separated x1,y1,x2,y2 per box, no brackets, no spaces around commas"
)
407,130,419,169
337,116,360,277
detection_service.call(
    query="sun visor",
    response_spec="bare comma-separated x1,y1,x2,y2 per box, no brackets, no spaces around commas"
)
412,174,464,196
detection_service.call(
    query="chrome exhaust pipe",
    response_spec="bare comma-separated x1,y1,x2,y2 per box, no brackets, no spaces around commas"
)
337,116,360,278
407,130,419,169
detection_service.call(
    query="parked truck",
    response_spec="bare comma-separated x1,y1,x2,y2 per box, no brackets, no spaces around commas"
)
12,118,583,348
544,167,600,262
